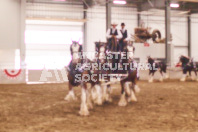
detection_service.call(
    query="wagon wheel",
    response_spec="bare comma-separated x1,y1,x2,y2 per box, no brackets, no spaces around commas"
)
152,30,161,43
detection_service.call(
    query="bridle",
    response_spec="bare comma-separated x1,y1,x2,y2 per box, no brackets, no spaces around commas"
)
98,44,106,64
71,42,80,64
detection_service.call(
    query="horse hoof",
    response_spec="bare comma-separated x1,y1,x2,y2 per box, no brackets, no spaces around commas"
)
180,78,186,82
103,94,112,103
148,80,153,83
79,110,89,116
87,103,93,110
64,96,69,101
108,97,113,103
128,97,137,102
125,84,131,95
96,99,103,105
134,86,140,93
131,97,137,102
191,77,195,81
102,94,108,102
127,97,132,103
91,92,97,101
159,79,163,82
105,96,113,103
64,95,77,101
118,95,127,107
127,94,137,102
94,97,103,105
79,105,89,116
165,75,169,79
118,101,127,107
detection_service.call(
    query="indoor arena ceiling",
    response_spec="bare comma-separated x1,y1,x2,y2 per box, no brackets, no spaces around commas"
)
26,0,198,14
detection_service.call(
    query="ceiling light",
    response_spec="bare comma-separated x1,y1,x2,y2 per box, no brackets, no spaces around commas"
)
113,0,127,5
170,3,179,8
53,0,66,1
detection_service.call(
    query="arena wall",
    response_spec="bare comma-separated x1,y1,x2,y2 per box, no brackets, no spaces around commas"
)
191,14,198,60
1,1,198,84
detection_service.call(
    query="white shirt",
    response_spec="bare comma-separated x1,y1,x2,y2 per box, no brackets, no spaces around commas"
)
106,28,122,39
120,28,130,41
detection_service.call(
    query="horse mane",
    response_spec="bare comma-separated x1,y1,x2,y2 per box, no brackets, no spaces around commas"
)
148,57,155,64
180,55,190,61
95,42,107,51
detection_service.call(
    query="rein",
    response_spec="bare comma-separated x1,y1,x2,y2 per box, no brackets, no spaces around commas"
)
110,37,118,52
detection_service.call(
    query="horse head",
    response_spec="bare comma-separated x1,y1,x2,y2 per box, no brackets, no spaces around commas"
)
125,41,135,62
179,55,190,66
71,41,81,64
95,42,107,64
147,56,154,64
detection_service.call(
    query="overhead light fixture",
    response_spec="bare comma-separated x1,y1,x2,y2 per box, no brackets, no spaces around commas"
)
54,0,66,1
113,0,127,5
170,3,179,8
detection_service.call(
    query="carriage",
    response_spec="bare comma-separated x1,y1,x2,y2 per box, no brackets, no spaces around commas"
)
64,37,198,116
65,40,140,116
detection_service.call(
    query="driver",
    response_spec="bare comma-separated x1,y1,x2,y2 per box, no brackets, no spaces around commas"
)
119,23,130,52
106,22,122,51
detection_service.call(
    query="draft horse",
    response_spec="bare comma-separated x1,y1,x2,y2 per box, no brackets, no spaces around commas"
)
64,41,83,101
147,56,169,83
117,41,140,107
108,36,120,73
79,42,113,116
178,55,198,81
95,42,112,102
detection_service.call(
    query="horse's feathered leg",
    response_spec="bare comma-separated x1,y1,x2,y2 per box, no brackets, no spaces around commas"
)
180,68,187,82
163,65,169,79
148,70,154,83
86,87,93,110
118,79,127,106
189,70,195,80
107,84,112,102
102,82,112,103
79,83,89,116
159,69,164,82
64,82,77,101
91,83,97,101
102,83,107,102
94,84,103,105
195,70,198,81
128,72,140,102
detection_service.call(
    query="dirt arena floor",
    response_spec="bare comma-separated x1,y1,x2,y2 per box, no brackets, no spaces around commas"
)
0,80,198,132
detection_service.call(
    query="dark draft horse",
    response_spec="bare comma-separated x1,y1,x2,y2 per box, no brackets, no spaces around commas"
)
71,40,140,115
108,36,120,73
147,56,169,83
79,41,113,116
178,55,198,81
117,41,140,107
95,42,112,103
64,41,83,101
